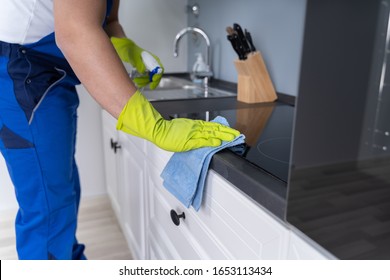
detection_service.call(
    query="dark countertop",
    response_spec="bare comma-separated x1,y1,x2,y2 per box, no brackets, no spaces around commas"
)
152,75,295,220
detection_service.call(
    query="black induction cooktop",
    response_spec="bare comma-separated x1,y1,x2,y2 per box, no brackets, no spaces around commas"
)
171,103,295,183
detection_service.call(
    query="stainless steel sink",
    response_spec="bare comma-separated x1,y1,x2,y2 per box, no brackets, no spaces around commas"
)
154,76,195,90
142,76,236,101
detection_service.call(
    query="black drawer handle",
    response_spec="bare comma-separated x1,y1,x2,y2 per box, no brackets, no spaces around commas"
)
170,209,185,226
110,138,121,154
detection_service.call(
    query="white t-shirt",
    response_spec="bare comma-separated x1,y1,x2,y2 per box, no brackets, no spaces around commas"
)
0,0,54,45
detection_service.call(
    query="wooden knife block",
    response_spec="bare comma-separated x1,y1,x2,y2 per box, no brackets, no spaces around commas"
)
234,51,277,103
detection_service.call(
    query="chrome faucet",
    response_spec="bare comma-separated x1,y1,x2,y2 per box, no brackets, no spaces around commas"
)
173,27,213,88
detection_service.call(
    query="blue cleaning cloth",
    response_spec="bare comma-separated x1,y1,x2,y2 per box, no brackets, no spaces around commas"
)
160,116,245,211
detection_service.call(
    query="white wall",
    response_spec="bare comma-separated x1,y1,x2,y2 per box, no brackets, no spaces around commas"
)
75,86,107,198
118,0,188,73
0,157,17,211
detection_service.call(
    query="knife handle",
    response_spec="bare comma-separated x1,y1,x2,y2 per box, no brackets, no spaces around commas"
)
233,33,247,60
233,23,251,55
227,35,246,60
245,30,256,52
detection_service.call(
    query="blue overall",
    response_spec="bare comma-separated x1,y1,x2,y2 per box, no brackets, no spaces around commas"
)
0,1,112,260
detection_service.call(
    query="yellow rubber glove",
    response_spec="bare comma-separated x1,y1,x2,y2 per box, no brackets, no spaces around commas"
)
111,37,164,90
116,91,240,152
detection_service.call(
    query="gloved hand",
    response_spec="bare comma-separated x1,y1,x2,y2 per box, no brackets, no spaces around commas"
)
116,91,240,152
111,37,164,90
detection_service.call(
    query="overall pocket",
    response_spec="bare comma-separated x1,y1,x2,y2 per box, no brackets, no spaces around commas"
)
0,124,34,149
7,49,67,122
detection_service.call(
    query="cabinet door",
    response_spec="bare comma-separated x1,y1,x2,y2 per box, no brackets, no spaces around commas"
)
147,168,210,260
117,133,147,260
101,110,121,216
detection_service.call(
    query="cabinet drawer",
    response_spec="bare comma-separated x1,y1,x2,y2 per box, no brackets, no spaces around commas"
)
148,168,225,259
200,171,289,259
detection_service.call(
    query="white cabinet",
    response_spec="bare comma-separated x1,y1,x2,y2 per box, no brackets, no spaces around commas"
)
101,111,147,259
145,141,291,260
101,114,329,259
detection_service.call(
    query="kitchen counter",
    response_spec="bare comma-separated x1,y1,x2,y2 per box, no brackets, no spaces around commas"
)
152,76,295,220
